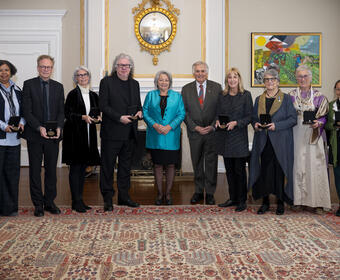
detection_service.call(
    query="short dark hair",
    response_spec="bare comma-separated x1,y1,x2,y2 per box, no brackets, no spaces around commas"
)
0,60,17,77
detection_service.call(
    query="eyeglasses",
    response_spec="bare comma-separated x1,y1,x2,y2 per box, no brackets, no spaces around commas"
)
39,66,53,70
263,77,277,82
296,75,310,80
77,73,89,77
117,64,131,69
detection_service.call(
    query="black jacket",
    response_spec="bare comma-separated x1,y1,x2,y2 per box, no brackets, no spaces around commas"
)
215,90,253,158
22,77,64,142
0,84,23,140
99,73,141,141
62,86,100,165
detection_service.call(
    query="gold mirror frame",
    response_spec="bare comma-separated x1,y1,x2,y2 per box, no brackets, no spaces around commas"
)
133,0,180,65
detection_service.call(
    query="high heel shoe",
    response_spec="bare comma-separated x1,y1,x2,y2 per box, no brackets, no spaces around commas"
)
155,194,163,205
165,194,172,205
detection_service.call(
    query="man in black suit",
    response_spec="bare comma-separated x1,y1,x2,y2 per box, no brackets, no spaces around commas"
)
181,61,222,205
22,55,64,217
99,53,142,211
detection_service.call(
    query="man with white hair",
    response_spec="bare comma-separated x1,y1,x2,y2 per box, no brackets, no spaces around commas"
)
181,61,222,205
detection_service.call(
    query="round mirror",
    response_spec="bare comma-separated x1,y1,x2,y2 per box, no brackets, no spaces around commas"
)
139,12,172,45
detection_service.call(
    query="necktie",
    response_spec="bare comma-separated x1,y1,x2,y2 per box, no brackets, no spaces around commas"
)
4,86,16,116
198,84,204,109
42,81,49,122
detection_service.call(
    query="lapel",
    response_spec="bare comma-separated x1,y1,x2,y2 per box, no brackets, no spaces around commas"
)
89,90,98,109
49,80,56,116
204,80,213,111
190,81,203,111
34,77,44,109
76,86,86,114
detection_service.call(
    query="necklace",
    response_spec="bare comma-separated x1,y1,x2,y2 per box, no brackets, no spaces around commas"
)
266,89,279,98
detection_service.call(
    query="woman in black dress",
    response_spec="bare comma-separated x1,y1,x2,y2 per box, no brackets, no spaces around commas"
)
62,66,100,212
216,68,253,212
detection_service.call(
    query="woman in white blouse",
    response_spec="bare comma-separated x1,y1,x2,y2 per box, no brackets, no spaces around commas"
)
62,66,101,212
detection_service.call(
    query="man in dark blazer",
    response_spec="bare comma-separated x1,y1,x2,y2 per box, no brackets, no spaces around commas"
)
181,61,222,205
99,53,142,211
22,55,64,217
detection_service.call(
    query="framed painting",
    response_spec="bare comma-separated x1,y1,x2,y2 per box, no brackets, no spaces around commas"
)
251,32,322,87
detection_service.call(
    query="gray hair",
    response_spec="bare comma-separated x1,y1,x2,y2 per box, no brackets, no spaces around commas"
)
264,64,280,82
111,53,134,77
72,65,91,84
154,70,173,89
296,65,312,77
192,61,209,75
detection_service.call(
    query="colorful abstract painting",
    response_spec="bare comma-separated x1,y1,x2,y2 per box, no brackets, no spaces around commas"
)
251,33,321,87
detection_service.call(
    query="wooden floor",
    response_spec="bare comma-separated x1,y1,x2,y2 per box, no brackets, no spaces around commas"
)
18,167,339,207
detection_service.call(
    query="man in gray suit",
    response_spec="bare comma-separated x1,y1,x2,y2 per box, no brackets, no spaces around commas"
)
181,61,222,205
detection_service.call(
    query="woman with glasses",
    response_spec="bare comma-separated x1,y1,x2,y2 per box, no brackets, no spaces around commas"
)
0,60,25,216
326,80,340,216
62,66,100,212
289,65,330,214
143,70,185,205
249,65,297,215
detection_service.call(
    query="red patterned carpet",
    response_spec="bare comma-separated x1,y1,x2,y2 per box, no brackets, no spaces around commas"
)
0,206,339,279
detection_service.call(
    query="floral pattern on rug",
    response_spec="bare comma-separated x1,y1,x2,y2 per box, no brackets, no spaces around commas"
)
0,206,339,279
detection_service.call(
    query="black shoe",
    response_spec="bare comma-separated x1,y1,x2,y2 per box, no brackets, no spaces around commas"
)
44,203,61,214
81,200,92,210
218,199,237,207
72,202,86,213
104,202,113,212
257,204,269,215
118,199,140,207
235,202,247,212
336,207,340,217
205,194,215,205
165,194,173,205
155,195,163,206
34,206,44,217
190,193,204,204
276,203,285,215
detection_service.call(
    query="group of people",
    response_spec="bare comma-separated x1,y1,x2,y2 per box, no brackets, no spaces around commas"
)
0,53,339,218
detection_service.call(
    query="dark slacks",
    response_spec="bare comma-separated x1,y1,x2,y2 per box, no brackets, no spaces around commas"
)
69,164,87,203
100,138,134,203
188,133,217,195
27,140,59,207
0,145,20,216
223,157,247,203
333,165,340,199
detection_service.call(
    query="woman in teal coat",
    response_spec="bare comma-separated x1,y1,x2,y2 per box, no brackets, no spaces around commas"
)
143,70,185,205
325,79,340,217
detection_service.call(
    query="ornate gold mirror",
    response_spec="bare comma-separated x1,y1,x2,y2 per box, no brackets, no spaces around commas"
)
133,0,180,65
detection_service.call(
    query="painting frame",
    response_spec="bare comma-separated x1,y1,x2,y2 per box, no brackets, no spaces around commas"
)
251,32,322,87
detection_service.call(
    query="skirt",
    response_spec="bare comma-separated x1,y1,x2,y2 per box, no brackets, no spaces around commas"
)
149,149,180,165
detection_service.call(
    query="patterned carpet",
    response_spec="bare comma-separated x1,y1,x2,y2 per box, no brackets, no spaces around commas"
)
0,206,339,280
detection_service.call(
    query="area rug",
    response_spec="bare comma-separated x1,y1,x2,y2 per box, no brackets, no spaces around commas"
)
0,206,339,279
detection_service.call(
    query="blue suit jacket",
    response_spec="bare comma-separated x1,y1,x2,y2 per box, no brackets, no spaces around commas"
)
143,89,185,150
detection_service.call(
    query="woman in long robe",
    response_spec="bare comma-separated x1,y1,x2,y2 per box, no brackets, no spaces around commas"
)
249,65,297,215
288,65,331,212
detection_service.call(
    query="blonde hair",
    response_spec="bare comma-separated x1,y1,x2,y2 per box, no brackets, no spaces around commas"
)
223,67,244,95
